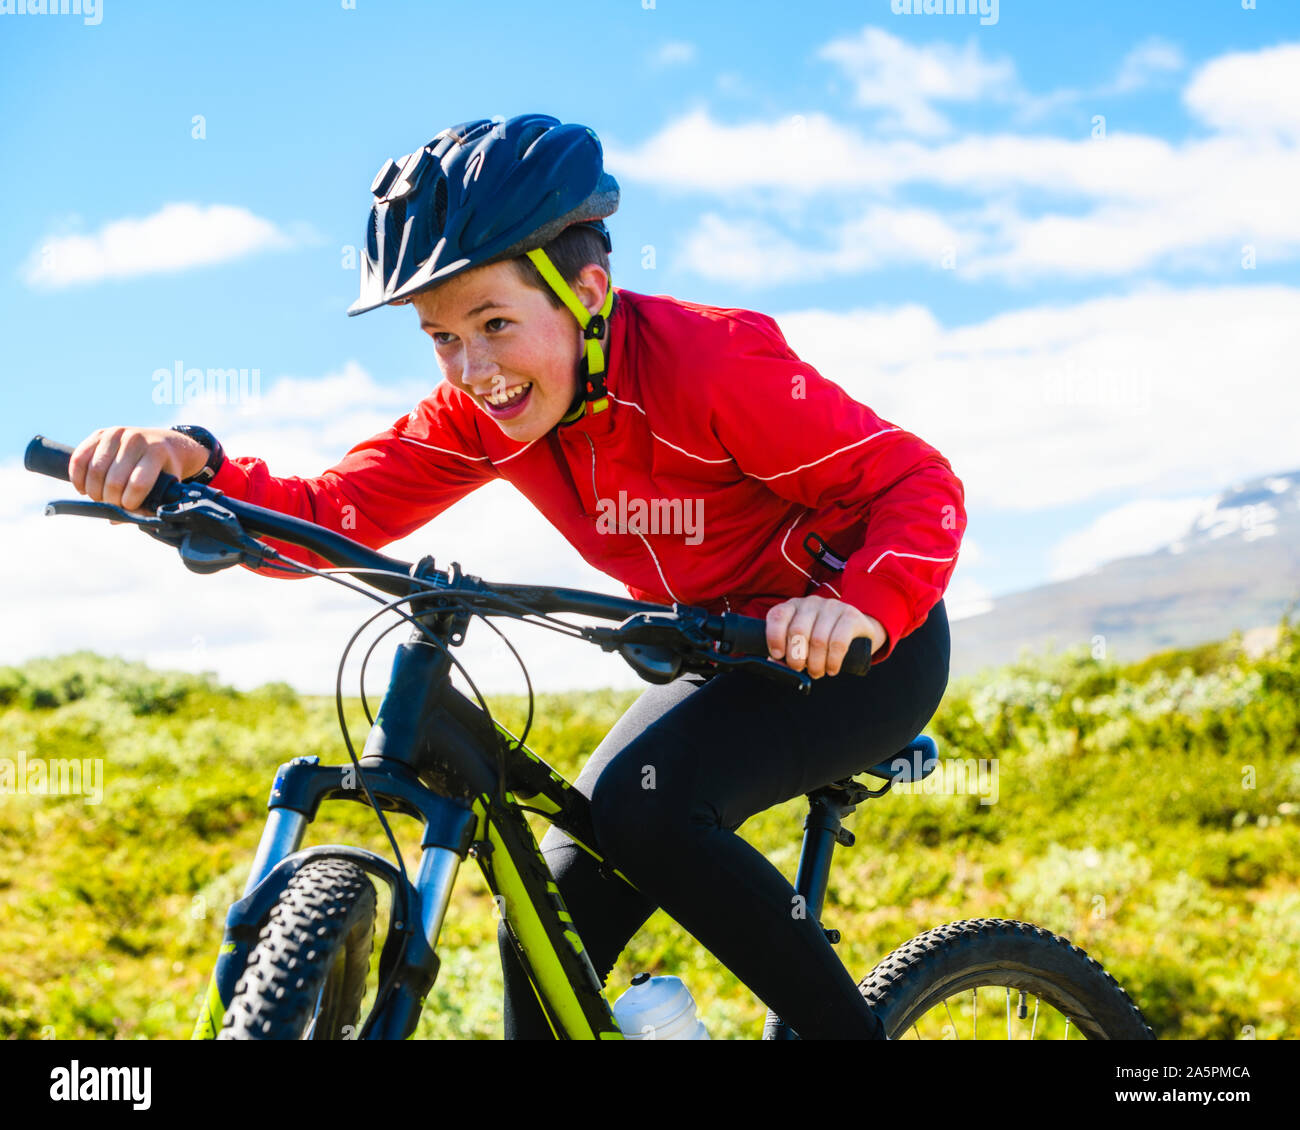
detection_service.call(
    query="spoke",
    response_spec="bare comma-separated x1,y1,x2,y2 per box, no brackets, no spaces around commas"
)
943,998,958,1040
972,988,977,1041
1030,996,1040,1040
1063,1015,1071,1041
303,981,326,1040
912,1023,921,1039
1006,987,1011,1040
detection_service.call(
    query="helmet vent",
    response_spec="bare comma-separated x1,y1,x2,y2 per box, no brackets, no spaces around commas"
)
432,177,448,237
516,122,550,159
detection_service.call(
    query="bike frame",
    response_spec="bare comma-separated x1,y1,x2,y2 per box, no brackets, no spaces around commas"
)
191,614,637,1039
190,599,940,1040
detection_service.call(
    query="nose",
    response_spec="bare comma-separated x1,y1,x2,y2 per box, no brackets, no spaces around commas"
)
461,338,499,393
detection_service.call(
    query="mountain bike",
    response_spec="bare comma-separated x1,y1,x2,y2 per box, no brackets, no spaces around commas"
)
25,434,1156,1040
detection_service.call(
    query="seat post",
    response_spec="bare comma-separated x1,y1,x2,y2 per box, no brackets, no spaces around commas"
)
792,790,857,926
762,787,860,1040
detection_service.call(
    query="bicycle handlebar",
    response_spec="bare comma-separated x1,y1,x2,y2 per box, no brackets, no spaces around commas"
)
25,434,873,680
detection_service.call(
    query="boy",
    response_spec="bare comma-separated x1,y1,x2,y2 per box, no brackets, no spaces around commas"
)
72,113,964,1038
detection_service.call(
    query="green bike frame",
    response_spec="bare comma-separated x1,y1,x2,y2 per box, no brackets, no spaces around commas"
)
192,629,641,1040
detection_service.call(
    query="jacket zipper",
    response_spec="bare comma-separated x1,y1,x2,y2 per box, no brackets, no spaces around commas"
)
583,433,600,513
585,431,682,602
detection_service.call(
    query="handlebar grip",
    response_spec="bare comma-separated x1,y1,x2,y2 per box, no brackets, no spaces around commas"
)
25,434,185,509
24,435,73,482
720,612,872,676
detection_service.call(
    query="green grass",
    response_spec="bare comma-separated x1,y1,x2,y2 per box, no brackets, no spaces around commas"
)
1,617,1297,1040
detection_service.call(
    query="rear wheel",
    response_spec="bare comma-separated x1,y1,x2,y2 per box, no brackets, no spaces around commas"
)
218,859,377,1040
858,918,1155,1040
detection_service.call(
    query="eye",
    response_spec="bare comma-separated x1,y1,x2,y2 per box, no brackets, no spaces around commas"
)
431,331,455,345
485,316,509,332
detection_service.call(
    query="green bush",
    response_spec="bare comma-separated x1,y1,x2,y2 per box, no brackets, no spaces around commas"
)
1,611,1296,1039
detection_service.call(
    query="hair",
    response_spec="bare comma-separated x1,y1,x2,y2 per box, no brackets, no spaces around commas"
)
509,224,611,309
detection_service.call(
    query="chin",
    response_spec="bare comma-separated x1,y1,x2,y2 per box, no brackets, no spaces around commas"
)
494,413,555,443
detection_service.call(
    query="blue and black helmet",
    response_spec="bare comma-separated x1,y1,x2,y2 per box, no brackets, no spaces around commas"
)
349,114,620,414
349,113,618,316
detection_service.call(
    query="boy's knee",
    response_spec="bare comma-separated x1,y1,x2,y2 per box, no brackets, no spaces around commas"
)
589,750,716,863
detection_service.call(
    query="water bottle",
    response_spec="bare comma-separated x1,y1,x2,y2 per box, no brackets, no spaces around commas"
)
611,972,710,1039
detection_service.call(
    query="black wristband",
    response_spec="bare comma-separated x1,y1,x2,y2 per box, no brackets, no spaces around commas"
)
170,424,226,484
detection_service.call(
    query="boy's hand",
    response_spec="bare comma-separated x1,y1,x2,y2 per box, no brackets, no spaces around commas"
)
765,595,887,678
70,426,210,513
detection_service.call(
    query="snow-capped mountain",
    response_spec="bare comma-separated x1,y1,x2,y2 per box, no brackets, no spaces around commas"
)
1164,471,1300,555
950,468,1300,682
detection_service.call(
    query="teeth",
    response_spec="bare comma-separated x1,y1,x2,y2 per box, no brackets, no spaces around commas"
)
486,382,531,406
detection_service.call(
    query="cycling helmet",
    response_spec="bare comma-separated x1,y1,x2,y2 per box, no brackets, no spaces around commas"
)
349,114,620,414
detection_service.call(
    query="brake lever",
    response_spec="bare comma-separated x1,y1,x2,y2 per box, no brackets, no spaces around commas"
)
44,499,155,524
42,495,270,573
44,500,191,551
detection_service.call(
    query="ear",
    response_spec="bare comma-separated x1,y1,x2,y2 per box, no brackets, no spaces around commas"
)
575,262,610,314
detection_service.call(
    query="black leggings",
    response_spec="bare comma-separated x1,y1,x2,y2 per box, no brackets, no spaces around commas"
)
498,598,952,1039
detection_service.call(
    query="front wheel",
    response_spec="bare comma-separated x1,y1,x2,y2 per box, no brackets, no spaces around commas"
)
218,858,377,1040
858,918,1155,1040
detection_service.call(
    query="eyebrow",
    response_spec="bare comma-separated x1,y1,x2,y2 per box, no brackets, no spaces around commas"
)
420,301,507,330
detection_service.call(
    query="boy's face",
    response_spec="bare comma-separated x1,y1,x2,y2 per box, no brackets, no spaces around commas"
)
408,260,607,443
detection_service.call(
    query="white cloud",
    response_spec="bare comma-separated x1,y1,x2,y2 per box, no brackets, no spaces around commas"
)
1046,496,1213,582
680,205,968,284
768,283,1300,513
943,573,994,621
650,41,696,67
818,27,1015,136
21,203,309,290
606,109,898,193
1184,42,1300,141
615,115,1300,283
608,40,1300,284
1110,37,1185,94
943,537,991,621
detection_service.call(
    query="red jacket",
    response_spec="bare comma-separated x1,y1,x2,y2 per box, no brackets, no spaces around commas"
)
209,288,967,665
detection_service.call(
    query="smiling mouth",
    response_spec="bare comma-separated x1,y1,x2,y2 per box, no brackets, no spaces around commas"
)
481,381,533,416
484,381,532,406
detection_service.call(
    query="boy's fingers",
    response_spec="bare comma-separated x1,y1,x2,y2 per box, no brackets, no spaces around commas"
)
84,432,122,502
784,601,822,671
122,450,165,512
766,601,797,658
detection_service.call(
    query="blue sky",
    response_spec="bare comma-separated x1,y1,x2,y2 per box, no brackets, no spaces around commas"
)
4,0,1299,691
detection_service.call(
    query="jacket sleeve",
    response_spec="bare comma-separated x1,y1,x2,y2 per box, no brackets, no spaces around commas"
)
705,313,967,665
208,382,499,574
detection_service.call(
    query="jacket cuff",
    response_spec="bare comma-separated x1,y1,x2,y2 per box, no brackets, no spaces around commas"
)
839,571,913,666
208,457,249,498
